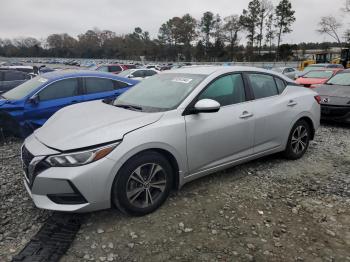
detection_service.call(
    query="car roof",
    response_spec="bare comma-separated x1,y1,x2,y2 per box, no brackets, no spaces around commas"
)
39,70,139,84
167,65,283,75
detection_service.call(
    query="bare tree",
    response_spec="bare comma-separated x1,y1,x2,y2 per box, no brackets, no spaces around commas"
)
256,0,273,55
223,15,242,60
317,16,343,44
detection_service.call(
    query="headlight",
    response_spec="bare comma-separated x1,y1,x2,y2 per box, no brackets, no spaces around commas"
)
46,142,119,167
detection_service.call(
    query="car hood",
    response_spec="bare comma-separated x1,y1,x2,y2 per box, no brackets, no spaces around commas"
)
0,98,24,110
313,84,350,98
296,77,327,85
34,100,164,151
0,99,7,106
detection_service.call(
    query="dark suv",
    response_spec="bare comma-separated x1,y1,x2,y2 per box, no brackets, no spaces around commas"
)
0,70,31,94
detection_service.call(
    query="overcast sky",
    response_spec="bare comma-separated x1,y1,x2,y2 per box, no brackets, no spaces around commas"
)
0,0,348,44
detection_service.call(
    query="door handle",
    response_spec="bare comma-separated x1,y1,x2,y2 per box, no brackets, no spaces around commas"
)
287,100,297,107
239,111,254,119
71,100,80,104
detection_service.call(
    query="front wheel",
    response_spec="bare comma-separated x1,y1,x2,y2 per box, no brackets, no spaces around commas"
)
112,151,173,216
284,120,311,160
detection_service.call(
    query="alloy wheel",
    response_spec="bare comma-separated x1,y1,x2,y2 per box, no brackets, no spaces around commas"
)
291,125,308,155
126,163,167,208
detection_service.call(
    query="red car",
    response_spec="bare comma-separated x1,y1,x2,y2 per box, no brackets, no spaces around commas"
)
295,69,343,88
94,64,129,74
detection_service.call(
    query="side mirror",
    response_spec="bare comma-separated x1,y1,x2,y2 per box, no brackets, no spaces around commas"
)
128,75,134,78
194,99,220,113
29,95,39,104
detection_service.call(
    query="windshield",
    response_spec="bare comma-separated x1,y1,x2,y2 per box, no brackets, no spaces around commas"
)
2,77,47,100
114,73,206,112
303,70,333,79
326,72,350,86
118,69,133,77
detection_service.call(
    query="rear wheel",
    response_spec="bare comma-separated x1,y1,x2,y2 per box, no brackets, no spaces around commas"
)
112,151,173,216
284,120,311,160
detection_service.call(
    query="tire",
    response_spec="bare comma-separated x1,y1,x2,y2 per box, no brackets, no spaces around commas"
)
112,151,174,216
283,119,311,160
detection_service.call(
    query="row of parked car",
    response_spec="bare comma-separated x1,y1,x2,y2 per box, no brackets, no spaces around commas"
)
1,62,349,138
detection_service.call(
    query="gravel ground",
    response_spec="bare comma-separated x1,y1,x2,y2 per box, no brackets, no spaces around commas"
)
0,124,349,262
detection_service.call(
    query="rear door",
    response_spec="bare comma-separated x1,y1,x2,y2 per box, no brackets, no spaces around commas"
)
245,73,296,153
23,78,83,127
185,73,255,174
81,77,131,103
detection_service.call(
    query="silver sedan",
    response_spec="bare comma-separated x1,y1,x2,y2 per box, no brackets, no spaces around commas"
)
22,66,321,216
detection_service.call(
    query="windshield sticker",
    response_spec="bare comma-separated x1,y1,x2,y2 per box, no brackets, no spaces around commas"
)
172,78,193,84
38,78,48,83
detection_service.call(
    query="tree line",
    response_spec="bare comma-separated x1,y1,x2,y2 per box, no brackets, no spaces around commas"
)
0,0,342,62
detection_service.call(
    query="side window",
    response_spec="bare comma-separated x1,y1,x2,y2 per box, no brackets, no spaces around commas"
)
85,78,115,94
275,78,287,94
39,78,79,101
109,66,122,72
4,71,25,81
247,73,278,99
198,74,246,106
132,70,144,78
114,81,130,89
145,70,157,77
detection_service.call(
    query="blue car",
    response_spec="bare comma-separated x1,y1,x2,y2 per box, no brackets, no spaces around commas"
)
0,70,139,137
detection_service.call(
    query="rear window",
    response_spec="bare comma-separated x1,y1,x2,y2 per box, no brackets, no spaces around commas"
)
109,66,122,72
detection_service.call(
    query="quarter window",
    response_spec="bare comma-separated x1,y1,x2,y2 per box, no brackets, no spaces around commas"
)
275,78,287,94
247,74,278,99
115,81,129,89
198,74,246,106
39,78,79,101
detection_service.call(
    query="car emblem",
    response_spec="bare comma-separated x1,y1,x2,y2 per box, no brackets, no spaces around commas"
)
322,97,329,103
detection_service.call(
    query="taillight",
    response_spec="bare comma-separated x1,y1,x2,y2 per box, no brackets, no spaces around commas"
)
314,95,321,104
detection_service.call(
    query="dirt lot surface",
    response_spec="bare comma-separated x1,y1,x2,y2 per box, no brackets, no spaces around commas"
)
1,123,349,262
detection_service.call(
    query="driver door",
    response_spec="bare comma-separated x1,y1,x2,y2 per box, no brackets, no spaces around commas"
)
185,73,255,174
24,78,83,128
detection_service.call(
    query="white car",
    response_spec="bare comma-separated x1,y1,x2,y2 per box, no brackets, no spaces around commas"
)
118,69,159,81
22,66,320,216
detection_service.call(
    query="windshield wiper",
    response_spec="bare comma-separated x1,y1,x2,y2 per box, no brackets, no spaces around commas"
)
0,94,8,100
115,104,143,111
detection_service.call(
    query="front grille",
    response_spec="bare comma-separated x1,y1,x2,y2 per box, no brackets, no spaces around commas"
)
22,146,34,167
21,146,50,188
21,146,34,181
